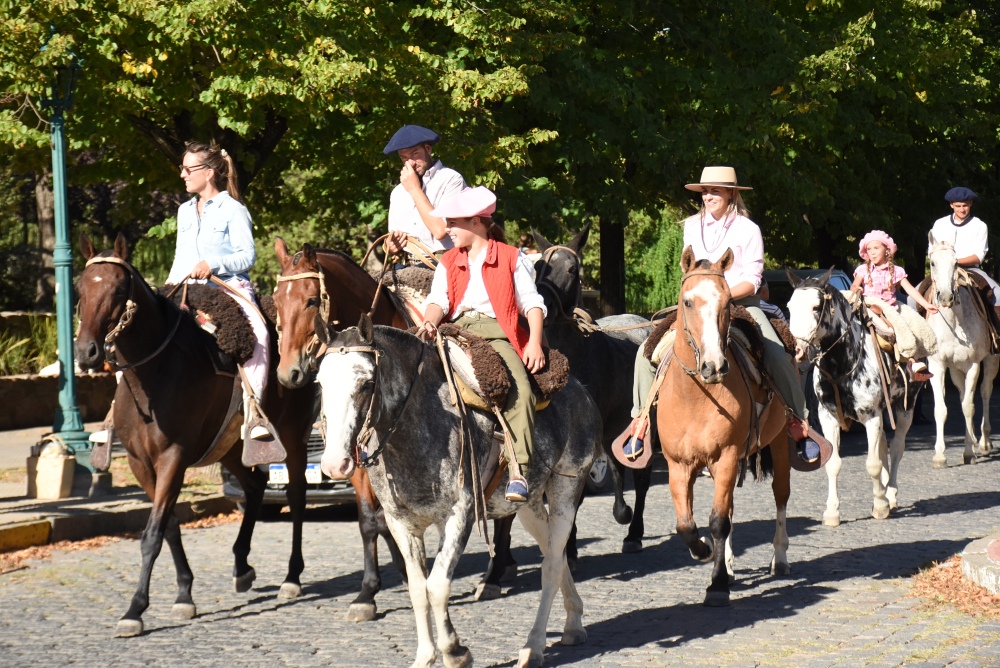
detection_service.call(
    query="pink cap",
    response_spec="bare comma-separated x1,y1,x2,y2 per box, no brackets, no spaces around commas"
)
858,230,897,260
430,186,497,219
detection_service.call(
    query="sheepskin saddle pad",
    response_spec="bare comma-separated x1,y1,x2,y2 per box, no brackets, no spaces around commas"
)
916,271,999,326
159,283,256,370
435,323,571,413
642,304,796,368
372,266,434,324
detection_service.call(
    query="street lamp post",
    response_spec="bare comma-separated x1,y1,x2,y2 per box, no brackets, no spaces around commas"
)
42,50,92,474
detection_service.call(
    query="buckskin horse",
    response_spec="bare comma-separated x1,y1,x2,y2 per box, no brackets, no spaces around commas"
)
74,234,316,637
316,319,599,668
656,247,792,606
531,225,654,552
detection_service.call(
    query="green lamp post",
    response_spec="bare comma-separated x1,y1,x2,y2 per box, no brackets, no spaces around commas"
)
41,47,92,473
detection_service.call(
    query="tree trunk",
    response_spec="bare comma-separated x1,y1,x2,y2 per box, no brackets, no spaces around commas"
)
599,219,626,316
35,169,55,309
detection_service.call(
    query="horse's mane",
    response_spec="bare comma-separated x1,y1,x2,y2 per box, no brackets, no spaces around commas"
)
293,248,362,269
690,259,712,271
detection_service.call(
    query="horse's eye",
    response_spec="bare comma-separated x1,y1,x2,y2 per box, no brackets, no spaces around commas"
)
275,325,282,333
306,298,320,309
930,262,935,268
568,265,578,275
683,299,693,308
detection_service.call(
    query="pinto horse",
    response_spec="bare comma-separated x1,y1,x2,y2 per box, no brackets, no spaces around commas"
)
656,247,792,606
74,234,316,637
531,225,654,552
272,238,408,622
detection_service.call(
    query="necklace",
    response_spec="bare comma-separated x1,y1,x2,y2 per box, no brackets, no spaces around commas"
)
699,211,736,254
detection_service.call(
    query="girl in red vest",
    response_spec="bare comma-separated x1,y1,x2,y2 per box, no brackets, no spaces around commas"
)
416,186,547,502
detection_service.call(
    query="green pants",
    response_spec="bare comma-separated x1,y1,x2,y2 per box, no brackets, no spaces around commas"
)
454,313,535,467
632,299,807,421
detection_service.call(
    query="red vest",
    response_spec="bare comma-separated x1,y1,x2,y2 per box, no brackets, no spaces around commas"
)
441,240,531,358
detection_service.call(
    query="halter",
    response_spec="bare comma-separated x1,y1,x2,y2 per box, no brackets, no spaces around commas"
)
535,244,581,324
84,256,182,372
275,268,332,368
675,267,730,377
323,331,426,468
794,285,849,367
927,240,972,306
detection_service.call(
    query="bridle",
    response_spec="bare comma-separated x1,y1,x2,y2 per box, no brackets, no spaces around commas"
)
793,285,853,368
675,267,730,377
323,329,426,468
275,266,332,370
927,241,968,307
84,256,181,372
535,244,581,324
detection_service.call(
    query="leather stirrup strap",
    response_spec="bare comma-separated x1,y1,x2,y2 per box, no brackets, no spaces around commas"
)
867,323,897,431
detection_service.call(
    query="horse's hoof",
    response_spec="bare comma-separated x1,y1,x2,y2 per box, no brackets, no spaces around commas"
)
771,560,791,577
693,536,714,563
517,647,544,668
621,539,643,554
499,563,518,584
475,583,502,601
728,573,736,585
560,627,587,645
703,591,731,607
278,582,302,599
346,602,377,622
114,619,143,638
822,512,841,527
964,453,977,465
613,505,633,525
443,646,472,668
871,504,891,520
233,568,256,593
171,603,197,620
932,457,948,469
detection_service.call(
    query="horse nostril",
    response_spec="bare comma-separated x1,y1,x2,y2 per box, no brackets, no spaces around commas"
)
720,359,729,375
86,341,99,360
289,368,301,386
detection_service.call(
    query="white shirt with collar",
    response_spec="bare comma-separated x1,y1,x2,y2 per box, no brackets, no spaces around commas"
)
388,159,466,252
930,214,988,264
423,247,547,320
682,211,764,293
166,191,255,285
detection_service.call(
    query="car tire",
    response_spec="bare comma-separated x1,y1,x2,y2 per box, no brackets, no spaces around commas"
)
585,452,612,495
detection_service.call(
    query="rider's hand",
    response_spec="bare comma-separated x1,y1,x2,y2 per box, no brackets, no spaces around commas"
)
417,320,437,341
922,302,939,314
522,341,546,374
191,260,212,280
400,160,421,193
385,231,408,256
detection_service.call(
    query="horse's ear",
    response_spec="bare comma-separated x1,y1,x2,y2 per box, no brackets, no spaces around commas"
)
314,312,332,347
531,228,554,253
718,248,734,273
302,243,316,264
821,266,834,285
786,269,802,288
568,223,592,253
358,313,374,344
928,230,936,247
275,237,291,267
80,233,95,261
113,232,129,262
680,245,696,273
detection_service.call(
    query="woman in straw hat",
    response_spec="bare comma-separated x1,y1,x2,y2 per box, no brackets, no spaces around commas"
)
622,166,826,466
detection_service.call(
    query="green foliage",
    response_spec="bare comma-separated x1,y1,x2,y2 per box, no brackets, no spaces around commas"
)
625,210,686,314
0,314,58,375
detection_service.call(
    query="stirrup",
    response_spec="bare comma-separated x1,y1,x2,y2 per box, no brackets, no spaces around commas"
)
505,476,529,503
241,395,286,468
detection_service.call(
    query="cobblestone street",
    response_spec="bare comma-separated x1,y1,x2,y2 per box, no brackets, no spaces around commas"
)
4,390,1000,667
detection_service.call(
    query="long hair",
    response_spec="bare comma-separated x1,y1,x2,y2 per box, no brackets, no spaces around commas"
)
183,141,241,202
865,242,896,288
699,188,749,222
477,215,506,244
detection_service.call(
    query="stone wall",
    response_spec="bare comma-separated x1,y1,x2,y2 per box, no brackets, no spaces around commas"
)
0,373,115,430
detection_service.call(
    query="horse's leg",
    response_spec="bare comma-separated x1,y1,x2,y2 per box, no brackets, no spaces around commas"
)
515,478,586,668
278,429,308,599
862,415,891,519
667,460,710,561
383,513,437,668
219,453,265,592
425,504,474,668
476,516,514,601
884,406,913,510
929,358,949,468
979,355,999,456
116,452,185,637
769,434,792,576
820,407,845,527
162,514,196,620
704,453,738,607
348,469,385,620
622,465,652,554
955,364,980,464
608,454,632,525
724,512,735,583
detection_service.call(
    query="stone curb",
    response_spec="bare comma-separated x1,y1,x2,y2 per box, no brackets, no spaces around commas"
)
0,495,236,553
962,534,1000,594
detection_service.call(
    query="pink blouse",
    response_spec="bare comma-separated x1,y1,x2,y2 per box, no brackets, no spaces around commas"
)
854,263,906,306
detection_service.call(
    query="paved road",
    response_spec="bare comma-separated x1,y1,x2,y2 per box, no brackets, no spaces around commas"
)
4,390,1000,667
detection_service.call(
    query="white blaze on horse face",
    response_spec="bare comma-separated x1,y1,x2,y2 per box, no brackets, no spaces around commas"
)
929,245,958,306
788,288,823,345
317,351,374,479
685,279,725,369
91,276,103,283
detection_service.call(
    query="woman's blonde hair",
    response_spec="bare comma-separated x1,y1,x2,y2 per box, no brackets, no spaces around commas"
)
699,187,749,222
864,242,895,287
183,141,241,202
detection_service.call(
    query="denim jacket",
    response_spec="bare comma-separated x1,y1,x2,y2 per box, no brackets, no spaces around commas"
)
166,191,255,285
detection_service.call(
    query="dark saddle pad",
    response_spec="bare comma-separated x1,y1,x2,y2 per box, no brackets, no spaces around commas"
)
434,323,571,409
642,304,795,364
159,283,257,373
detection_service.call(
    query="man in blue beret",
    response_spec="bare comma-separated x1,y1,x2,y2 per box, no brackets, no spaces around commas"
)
384,125,466,260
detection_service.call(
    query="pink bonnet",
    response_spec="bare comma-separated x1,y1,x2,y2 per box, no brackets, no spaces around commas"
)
429,186,497,219
858,230,897,260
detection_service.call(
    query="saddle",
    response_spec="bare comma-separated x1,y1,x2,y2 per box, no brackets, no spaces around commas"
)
916,273,1000,353
373,266,435,324
159,283,256,375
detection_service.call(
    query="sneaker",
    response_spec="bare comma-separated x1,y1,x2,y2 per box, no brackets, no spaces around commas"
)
505,477,529,503
622,435,644,461
797,438,821,463
89,429,111,445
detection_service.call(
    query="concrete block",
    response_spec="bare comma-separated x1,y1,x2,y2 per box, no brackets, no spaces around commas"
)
961,535,1000,594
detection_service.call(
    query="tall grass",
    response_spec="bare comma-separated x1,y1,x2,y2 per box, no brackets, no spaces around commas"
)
0,314,59,376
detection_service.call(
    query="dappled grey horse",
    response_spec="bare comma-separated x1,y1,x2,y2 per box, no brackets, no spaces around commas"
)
316,320,600,668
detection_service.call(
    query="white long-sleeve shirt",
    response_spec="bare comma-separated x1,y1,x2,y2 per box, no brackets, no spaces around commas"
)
166,191,255,285
387,160,466,252
423,247,547,320
682,211,764,293
929,214,989,264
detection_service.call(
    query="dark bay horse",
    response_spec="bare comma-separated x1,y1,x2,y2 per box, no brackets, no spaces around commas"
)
316,321,600,668
74,234,316,637
656,248,792,606
272,238,408,622
532,225,653,552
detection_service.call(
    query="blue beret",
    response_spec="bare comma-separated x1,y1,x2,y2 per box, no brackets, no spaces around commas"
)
383,125,440,155
945,186,980,203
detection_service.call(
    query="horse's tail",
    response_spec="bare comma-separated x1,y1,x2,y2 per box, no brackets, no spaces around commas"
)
747,446,774,482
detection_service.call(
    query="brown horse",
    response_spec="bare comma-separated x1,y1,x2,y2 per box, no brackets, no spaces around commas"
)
74,234,316,637
656,247,791,606
272,238,409,622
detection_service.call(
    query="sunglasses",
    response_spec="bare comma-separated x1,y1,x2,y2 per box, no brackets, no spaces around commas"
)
179,164,210,176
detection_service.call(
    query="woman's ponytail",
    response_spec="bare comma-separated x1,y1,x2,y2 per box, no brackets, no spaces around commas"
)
182,141,242,202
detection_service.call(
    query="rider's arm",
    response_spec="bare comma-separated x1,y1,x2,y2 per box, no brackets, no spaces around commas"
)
522,307,546,373
957,254,982,267
899,278,938,313
729,281,757,300
849,272,864,293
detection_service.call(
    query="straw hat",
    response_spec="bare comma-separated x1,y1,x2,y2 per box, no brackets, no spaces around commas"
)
685,166,752,192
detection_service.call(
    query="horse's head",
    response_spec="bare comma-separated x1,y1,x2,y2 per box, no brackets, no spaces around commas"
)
677,245,733,383
928,231,959,307
75,232,134,370
787,268,845,357
532,225,590,325
273,237,331,389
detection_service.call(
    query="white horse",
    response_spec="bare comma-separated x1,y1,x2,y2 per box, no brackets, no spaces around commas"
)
926,232,999,467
